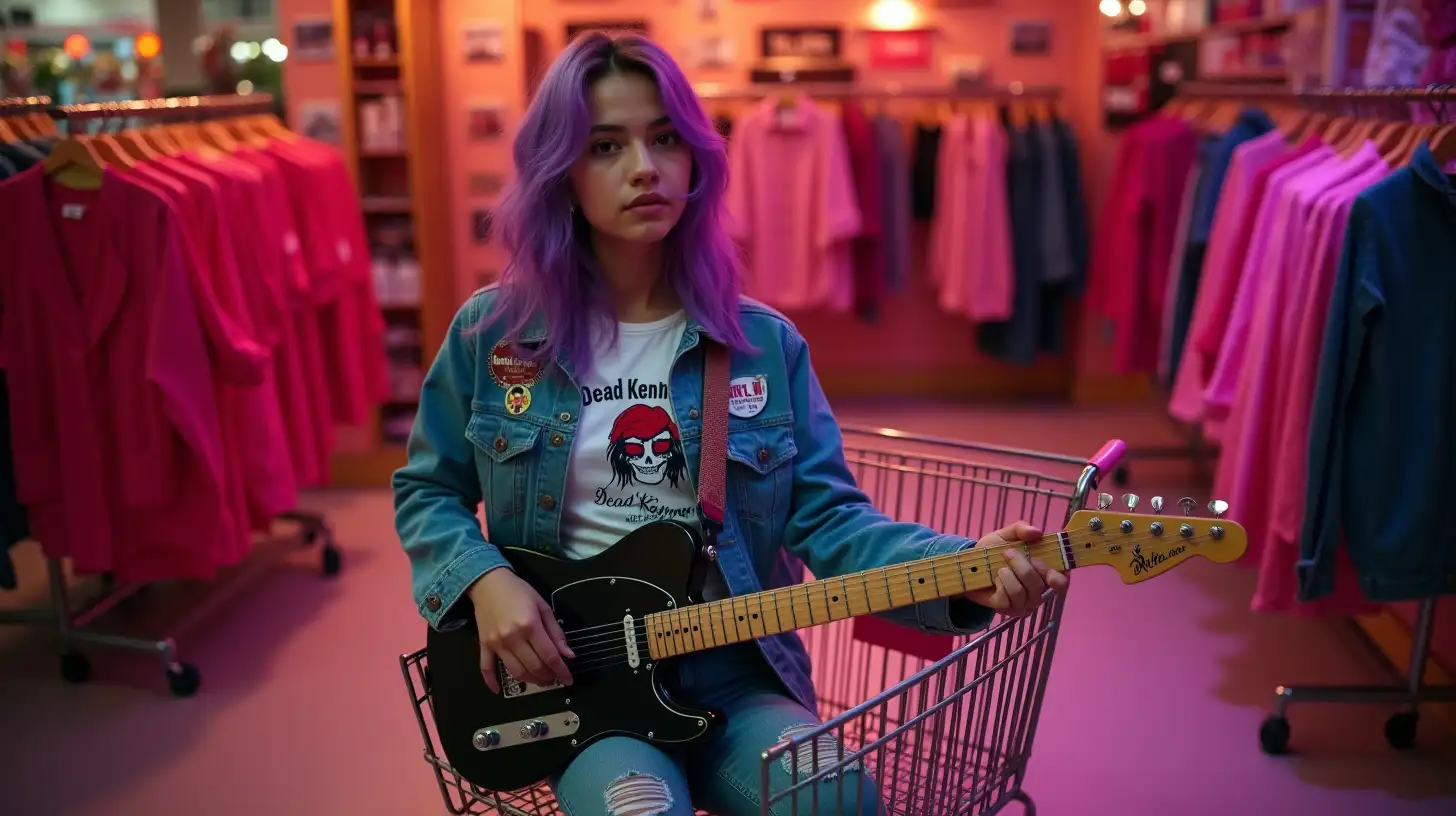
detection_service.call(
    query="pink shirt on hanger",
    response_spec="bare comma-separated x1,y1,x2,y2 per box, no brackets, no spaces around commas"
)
1255,159,1391,617
0,167,228,582
1202,144,1336,420
930,115,1014,321
728,96,862,311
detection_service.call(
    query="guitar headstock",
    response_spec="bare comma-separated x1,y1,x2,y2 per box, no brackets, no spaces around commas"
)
1064,493,1247,584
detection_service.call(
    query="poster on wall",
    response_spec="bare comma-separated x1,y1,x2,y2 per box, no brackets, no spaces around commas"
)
1010,22,1051,57
469,173,506,198
297,99,342,145
565,21,650,42
865,30,934,71
472,210,495,244
291,18,335,62
689,36,736,69
467,102,506,141
464,20,506,63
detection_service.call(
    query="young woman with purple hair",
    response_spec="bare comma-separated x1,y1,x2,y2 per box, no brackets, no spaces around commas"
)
394,31,1066,816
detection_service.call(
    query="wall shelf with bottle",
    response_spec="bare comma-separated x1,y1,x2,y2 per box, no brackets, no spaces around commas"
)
328,0,454,487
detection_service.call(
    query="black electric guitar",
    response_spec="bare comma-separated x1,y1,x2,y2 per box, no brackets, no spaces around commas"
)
426,501,1246,792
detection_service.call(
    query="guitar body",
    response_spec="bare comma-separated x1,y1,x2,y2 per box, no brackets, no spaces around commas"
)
426,521,717,793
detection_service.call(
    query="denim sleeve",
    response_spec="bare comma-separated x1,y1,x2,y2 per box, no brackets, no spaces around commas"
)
779,332,994,635
392,297,513,630
1296,201,1375,602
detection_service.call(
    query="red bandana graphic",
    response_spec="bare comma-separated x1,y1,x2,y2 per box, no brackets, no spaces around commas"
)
606,404,686,489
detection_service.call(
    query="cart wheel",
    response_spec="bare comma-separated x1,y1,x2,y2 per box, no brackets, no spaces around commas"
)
1259,716,1291,755
321,543,343,577
1112,465,1130,487
167,662,202,698
1384,711,1419,751
59,651,91,684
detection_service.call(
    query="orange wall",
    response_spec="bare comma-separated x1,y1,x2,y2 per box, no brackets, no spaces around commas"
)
278,0,1117,396
513,0,1114,396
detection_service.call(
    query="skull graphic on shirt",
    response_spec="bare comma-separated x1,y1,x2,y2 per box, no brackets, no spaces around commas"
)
607,404,686,489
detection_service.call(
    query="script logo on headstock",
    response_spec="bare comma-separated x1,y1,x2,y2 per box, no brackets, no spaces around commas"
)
1128,543,1188,577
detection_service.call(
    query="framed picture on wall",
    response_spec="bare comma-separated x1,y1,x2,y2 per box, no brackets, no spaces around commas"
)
291,18,335,62
297,99,342,145
1010,21,1051,57
467,102,506,141
464,20,506,63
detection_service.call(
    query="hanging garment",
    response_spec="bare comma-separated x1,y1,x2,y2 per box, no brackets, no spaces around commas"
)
977,117,1047,366
928,114,1014,323
841,101,883,322
0,374,26,590
0,167,229,582
910,122,941,221
1087,115,1200,375
870,113,911,295
727,96,861,312
1299,144,1456,603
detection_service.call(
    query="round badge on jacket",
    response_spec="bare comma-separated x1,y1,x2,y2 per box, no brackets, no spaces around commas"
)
504,385,532,416
489,340,545,388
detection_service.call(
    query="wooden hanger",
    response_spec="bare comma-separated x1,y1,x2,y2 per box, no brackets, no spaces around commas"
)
91,132,137,169
42,135,106,190
1428,121,1456,167
200,120,240,152
115,127,163,161
0,117,18,143
25,112,57,137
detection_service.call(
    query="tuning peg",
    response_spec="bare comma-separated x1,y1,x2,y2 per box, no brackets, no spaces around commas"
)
1122,493,1140,510
1098,492,1114,510
1207,499,1228,518
1151,496,1164,513
1178,497,1197,517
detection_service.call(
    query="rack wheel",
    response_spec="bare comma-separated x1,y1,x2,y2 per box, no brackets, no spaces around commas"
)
166,662,201,697
1113,465,1130,487
1384,711,1419,751
59,651,91,684
321,543,343,577
1259,716,1291,755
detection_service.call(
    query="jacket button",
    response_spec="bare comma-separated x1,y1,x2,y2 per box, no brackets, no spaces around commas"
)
494,437,507,453
425,594,442,612
688,408,699,419
558,412,572,422
758,448,770,464
550,433,565,446
539,494,556,510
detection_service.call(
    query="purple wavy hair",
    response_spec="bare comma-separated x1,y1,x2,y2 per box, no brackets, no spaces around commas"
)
480,30,752,372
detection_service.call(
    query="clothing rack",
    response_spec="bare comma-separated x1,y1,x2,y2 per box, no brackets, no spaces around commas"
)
0,93,343,698
693,80,1061,102
1151,82,1456,752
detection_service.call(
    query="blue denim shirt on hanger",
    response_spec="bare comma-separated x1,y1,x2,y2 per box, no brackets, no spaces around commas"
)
393,287,995,711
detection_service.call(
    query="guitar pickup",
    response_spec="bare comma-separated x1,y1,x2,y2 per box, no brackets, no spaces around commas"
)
624,615,640,669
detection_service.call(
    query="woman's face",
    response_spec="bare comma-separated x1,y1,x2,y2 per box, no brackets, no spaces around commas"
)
567,71,692,245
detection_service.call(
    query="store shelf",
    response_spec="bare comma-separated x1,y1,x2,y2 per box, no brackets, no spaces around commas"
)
1103,13,1300,51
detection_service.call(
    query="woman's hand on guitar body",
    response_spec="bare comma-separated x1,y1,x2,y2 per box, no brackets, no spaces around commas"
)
467,569,576,693
961,521,1070,618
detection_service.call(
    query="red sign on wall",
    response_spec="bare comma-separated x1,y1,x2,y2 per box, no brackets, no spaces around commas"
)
865,29,934,71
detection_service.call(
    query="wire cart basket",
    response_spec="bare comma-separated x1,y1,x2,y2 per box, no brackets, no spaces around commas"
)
400,426,1125,816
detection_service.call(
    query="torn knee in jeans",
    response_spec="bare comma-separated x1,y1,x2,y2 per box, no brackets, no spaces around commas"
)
603,771,674,816
777,724,860,781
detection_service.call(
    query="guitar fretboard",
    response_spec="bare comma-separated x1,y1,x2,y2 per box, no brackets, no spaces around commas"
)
643,533,1073,659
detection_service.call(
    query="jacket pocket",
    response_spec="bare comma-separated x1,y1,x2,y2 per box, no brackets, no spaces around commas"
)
465,410,541,519
728,419,797,523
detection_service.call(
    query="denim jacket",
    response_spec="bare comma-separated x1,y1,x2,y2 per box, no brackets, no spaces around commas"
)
393,287,993,711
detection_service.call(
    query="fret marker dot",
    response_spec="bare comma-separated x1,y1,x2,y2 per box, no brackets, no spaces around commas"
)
693,626,699,631
831,595,839,602
970,567,978,572
917,578,925,584
751,614,759,619
738,616,745,622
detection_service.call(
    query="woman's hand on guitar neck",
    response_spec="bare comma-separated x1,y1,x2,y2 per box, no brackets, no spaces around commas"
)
960,521,1070,618
467,569,576,693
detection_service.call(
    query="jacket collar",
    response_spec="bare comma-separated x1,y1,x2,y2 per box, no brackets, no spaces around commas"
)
1411,142,1456,206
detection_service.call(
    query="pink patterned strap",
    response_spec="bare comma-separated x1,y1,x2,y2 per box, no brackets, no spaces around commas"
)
698,341,729,527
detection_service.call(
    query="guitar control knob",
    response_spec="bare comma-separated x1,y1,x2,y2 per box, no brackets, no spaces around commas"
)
472,729,501,751
520,720,549,739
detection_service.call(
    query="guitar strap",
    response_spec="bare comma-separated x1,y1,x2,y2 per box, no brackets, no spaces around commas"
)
689,340,730,597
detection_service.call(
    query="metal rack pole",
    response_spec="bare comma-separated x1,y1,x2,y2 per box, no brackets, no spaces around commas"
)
0,92,341,697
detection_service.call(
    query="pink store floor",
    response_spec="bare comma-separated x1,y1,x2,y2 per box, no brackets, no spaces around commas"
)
0,400,1452,816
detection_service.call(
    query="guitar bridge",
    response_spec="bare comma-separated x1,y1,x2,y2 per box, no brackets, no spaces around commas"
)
624,615,641,669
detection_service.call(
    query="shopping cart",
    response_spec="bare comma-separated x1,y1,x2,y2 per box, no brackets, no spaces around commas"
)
399,426,1125,816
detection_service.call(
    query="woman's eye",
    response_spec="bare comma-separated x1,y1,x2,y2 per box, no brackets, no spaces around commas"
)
654,131,681,147
592,140,619,154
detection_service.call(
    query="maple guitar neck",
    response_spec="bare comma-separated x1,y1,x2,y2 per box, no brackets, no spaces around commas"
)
642,507,1248,660
643,534,1071,660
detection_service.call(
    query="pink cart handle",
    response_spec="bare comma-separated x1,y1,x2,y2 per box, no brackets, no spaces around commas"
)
1087,439,1126,475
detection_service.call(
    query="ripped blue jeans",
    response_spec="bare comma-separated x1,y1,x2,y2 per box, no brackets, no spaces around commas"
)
550,643,883,816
